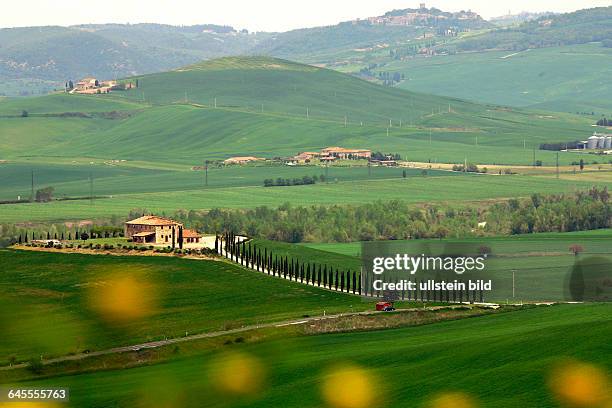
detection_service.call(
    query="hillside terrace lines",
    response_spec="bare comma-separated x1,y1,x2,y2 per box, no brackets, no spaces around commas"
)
181,100,476,132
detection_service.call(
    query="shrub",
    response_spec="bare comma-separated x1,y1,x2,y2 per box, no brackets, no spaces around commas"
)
27,358,43,374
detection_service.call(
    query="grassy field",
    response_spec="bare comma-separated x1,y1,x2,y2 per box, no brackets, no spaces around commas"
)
303,229,612,256
367,44,612,115
301,229,612,301
0,249,368,362
1,173,609,223
0,160,459,201
8,303,611,407
0,57,600,166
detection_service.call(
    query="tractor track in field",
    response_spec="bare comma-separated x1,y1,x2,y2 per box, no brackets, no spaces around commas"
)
0,305,473,371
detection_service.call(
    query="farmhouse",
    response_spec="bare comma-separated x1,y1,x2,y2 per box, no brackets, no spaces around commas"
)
125,215,202,245
321,147,371,159
71,78,131,94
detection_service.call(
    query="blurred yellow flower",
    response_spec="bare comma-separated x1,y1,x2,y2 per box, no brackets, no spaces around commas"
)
210,351,265,396
322,364,377,408
427,391,478,408
88,271,158,324
549,360,610,407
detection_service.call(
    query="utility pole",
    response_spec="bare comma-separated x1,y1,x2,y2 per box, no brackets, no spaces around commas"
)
89,172,93,206
214,97,217,108
325,161,329,183
306,107,309,119
31,170,34,202
429,129,432,146
512,270,516,299
556,152,559,179
368,160,371,178
205,160,209,187
344,116,347,127
533,147,536,167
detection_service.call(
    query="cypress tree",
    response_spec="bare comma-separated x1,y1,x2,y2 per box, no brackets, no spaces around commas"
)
178,226,183,250
61,232,64,240
335,269,339,290
47,232,50,240
214,234,219,253
352,271,356,294
306,263,311,284
323,266,327,288
18,234,22,244
264,248,268,271
24,232,28,243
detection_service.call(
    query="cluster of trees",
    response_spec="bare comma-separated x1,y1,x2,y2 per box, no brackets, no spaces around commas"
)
35,187,54,202
263,175,322,187
377,71,405,86
371,152,402,161
452,163,487,173
172,188,610,243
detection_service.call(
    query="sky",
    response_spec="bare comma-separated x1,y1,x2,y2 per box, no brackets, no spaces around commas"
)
1,0,610,32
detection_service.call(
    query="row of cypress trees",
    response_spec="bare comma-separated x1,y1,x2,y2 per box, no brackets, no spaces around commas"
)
17,230,94,244
216,232,484,303
218,232,361,295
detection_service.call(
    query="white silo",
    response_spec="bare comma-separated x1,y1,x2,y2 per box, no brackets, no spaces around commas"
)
598,136,606,149
587,134,599,149
605,136,612,149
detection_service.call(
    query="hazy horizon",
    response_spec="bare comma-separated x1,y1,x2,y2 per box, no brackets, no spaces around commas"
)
1,0,610,32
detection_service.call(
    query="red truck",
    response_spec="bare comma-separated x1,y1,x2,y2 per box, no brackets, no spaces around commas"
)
375,301,395,312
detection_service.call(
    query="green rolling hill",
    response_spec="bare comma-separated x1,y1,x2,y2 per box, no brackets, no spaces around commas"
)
0,56,597,165
369,43,612,115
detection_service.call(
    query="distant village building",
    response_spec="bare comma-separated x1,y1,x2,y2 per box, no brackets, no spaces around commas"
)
285,147,371,164
320,147,372,160
70,77,133,94
223,156,265,165
125,215,202,245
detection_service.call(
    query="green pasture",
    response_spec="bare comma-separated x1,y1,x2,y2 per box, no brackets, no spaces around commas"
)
0,160,457,201
0,250,367,362
0,174,609,223
381,44,612,114
10,303,611,407
0,57,600,167
302,229,612,301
